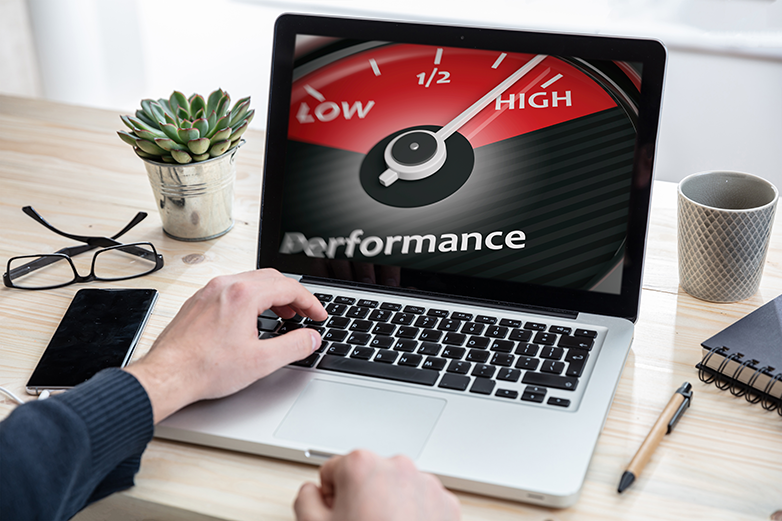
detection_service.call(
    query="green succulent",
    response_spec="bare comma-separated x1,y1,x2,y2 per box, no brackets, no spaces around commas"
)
118,89,253,164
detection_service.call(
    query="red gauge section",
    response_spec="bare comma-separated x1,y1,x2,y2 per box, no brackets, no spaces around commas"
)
288,44,619,154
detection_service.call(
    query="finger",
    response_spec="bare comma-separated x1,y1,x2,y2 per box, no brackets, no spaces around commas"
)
318,454,342,503
257,274,327,321
254,329,320,372
293,482,331,521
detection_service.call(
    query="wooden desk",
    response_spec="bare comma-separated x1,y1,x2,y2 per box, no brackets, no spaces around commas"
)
1,95,780,521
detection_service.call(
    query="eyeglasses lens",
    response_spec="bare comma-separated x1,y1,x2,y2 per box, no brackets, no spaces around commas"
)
7,255,76,289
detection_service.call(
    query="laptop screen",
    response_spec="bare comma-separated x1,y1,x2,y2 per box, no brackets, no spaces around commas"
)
259,15,666,321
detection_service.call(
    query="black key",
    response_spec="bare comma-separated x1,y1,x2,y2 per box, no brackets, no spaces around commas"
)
515,343,539,356
314,293,333,302
558,335,594,351
370,335,394,349
398,353,423,367
490,353,514,367
427,308,449,317
414,316,438,328
522,372,579,391
548,397,571,407
541,360,565,374
277,322,303,334
499,318,521,328
437,319,461,332
461,322,485,335
521,385,546,403
285,314,306,323
471,364,496,378
490,340,514,353
418,342,442,356
303,317,326,326
325,303,348,315
324,329,348,342
422,356,447,371
349,319,373,332
397,326,420,339
574,329,598,338
549,325,572,335
403,305,425,314
346,306,370,319
327,316,351,329
347,332,371,345
306,326,326,335
509,329,533,342
470,378,496,395
372,323,396,336
290,353,320,368
525,322,546,331
327,343,351,356
374,349,398,364
446,360,471,374
565,351,589,377
394,339,418,352
315,340,328,353
258,332,277,340
451,312,473,321
442,346,466,359
439,373,470,391
391,312,415,325
257,317,279,332
466,336,490,349
419,329,443,342
369,309,393,322
485,326,509,339
515,356,539,370
475,315,497,325
318,355,438,386
540,346,564,360
466,349,490,363
533,332,557,345
443,332,467,346
495,389,519,399
497,368,521,382
350,346,375,360
357,299,378,308
380,302,402,311
335,296,355,305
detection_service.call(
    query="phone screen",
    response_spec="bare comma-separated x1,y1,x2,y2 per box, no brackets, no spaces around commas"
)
26,288,158,393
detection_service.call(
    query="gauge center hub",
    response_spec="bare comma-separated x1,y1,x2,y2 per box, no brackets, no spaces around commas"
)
391,130,437,166
381,129,447,186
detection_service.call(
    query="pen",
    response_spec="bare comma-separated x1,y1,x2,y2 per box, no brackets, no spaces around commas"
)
617,381,693,493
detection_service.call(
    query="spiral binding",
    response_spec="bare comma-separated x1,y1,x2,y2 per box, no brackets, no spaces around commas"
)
696,345,782,417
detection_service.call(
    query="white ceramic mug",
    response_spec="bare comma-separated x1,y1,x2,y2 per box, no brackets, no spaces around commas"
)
678,171,778,302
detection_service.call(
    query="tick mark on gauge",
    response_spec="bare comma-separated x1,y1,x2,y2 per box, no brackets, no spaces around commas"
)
369,58,381,76
434,48,443,65
304,85,325,102
492,53,507,69
541,74,563,88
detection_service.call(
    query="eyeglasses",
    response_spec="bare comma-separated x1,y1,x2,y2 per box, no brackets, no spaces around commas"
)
3,206,164,290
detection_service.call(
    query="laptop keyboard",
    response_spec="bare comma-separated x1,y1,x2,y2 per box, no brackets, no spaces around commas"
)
259,292,600,409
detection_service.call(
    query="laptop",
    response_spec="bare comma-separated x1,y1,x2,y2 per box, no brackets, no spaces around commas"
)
156,14,666,507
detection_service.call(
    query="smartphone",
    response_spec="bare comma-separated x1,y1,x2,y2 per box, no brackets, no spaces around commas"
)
26,288,158,394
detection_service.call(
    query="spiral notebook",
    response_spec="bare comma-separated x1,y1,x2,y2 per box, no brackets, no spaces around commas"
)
697,294,782,415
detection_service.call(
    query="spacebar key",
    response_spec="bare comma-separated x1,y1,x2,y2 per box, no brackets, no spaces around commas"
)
317,355,438,386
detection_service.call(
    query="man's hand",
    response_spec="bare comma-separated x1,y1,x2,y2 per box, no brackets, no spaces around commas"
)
125,269,327,423
294,450,461,521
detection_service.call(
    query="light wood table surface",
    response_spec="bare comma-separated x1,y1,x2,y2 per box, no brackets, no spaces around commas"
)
1,95,780,521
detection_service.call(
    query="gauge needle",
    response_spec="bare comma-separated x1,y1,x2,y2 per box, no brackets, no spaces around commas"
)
380,53,547,187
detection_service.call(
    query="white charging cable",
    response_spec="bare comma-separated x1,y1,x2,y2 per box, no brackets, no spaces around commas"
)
0,386,51,405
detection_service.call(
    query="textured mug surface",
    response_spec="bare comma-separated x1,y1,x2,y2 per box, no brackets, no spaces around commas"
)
678,171,778,302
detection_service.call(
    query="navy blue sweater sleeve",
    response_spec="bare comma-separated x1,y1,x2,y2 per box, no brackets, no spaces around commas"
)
0,368,154,521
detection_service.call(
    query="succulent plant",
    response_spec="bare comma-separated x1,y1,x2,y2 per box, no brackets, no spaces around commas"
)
118,89,253,164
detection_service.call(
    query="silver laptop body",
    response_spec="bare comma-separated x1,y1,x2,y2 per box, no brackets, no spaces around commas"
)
157,14,666,507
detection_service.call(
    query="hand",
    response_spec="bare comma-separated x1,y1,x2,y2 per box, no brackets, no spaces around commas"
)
125,269,327,423
294,450,461,521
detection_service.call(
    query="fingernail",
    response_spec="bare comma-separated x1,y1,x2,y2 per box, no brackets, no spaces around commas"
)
310,331,320,352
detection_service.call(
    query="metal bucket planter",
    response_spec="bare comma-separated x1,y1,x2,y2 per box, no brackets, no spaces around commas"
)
141,143,241,241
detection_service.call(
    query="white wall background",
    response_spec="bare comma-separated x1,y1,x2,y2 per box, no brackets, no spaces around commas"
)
7,0,782,186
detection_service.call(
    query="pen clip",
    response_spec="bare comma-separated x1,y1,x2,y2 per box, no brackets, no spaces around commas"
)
667,382,693,434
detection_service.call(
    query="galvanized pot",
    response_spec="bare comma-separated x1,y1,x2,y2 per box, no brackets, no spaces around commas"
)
141,142,242,241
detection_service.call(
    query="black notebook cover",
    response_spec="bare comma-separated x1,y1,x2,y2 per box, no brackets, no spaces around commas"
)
697,294,782,413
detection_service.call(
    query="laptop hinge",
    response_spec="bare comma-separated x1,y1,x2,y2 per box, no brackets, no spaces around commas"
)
298,276,578,320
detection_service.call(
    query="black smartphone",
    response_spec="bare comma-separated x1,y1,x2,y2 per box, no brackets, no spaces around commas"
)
26,288,158,394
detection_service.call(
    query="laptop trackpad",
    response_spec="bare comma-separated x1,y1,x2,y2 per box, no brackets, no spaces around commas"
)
274,379,446,459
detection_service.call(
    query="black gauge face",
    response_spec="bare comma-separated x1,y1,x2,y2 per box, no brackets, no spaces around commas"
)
260,15,665,317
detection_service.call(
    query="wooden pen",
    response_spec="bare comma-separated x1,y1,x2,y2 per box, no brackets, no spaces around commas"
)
618,382,693,493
